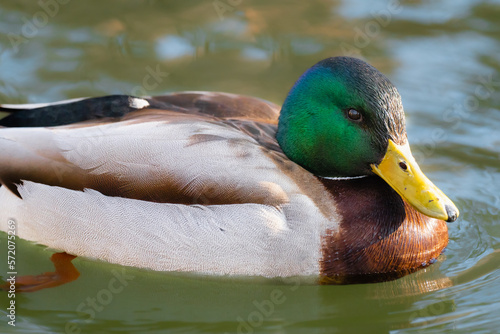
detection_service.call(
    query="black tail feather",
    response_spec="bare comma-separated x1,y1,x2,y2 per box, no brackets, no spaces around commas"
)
0,95,171,127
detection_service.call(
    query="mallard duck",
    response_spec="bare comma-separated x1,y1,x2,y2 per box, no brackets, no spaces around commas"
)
0,57,458,285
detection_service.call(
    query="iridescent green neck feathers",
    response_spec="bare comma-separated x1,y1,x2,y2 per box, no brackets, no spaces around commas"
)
276,57,407,177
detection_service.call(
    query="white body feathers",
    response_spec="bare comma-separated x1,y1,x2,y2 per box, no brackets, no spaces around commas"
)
0,116,339,277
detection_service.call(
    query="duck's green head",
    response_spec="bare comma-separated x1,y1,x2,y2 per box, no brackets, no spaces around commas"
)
277,56,459,222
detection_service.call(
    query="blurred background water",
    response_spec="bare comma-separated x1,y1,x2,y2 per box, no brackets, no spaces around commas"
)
0,0,499,333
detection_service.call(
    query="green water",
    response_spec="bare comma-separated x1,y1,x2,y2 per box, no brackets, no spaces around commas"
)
0,0,499,333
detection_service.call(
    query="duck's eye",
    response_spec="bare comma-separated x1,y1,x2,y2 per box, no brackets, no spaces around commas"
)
347,109,362,121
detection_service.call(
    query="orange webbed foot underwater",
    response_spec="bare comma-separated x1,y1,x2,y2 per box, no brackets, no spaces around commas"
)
1,252,80,293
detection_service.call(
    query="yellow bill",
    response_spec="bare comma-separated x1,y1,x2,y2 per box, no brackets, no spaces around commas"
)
371,139,459,222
